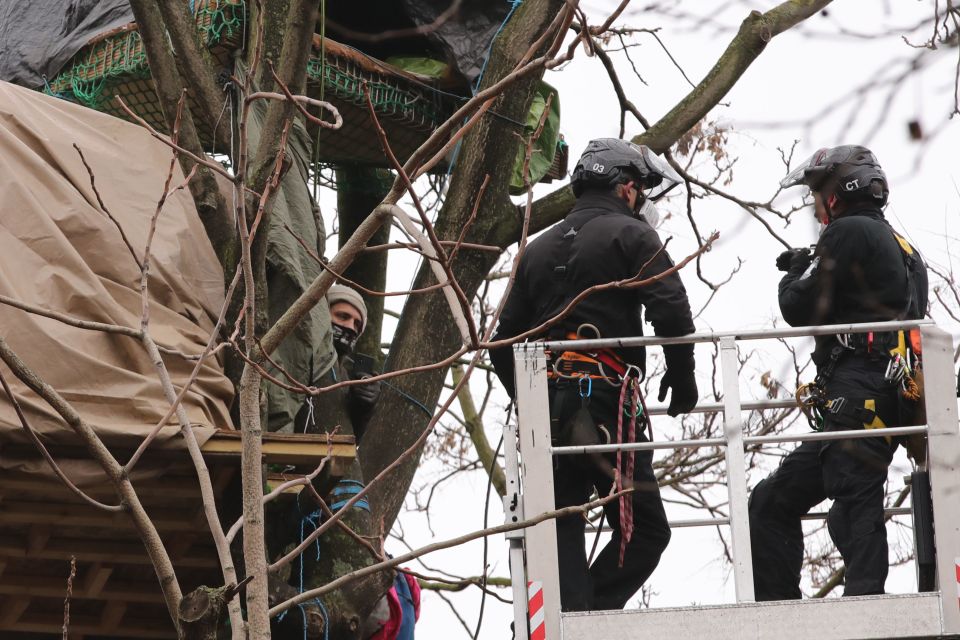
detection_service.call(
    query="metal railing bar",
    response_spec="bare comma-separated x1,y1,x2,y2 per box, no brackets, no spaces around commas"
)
588,507,913,534
536,319,933,352
647,398,798,416
550,426,927,456
743,425,927,445
801,506,912,521
551,437,727,456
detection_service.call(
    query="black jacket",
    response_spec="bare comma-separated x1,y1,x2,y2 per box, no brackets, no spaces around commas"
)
490,190,695,397
778,205,928,364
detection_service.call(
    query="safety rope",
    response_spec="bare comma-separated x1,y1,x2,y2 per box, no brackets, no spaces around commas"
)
615,375,640,567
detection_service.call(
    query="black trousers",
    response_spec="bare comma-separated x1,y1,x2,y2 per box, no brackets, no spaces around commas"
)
549,381,671,611
748,354,898,600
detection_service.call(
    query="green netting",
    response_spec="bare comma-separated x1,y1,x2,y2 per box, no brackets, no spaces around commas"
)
45,0,244,110
197,2,244,46
49,32,149,109
306,55,446,132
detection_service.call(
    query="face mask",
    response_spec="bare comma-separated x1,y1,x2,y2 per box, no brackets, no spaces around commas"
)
332,323,358,357
636,198,660,227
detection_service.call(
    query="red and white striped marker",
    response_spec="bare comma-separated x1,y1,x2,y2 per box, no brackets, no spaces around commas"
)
528,580,545,640
954,557,960,610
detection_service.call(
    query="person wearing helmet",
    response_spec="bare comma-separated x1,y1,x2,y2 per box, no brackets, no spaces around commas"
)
490,138,698,611
293,284,381,441
749,145,928,600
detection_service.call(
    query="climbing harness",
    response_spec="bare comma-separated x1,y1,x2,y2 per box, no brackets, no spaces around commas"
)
795,329,923,433
547,326,630,386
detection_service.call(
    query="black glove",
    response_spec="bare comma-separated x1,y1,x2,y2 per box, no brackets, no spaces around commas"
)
349,376,381,408
658,368,698,417
776,247,812,272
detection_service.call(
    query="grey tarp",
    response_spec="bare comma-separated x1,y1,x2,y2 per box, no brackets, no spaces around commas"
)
0,0,132,87
0,79,233,480
402,0,512,84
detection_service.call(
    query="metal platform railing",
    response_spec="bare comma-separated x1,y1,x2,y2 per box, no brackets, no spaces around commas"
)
504,320,960,640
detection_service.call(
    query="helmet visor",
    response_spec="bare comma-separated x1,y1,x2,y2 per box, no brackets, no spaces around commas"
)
638,146,683,201
780,151,818,189
779,149,832,190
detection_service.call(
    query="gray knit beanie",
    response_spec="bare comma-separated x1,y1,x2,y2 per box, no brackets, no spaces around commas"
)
327,284,368,333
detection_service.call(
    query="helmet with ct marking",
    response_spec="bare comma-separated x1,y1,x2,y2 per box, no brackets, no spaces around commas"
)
780,145,888,206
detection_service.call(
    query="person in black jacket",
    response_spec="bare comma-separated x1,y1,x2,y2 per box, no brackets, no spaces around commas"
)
749,145,928,600
491,138,698,611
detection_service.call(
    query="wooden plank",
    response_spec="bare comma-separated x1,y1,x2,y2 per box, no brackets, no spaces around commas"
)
100,601,127,630
0,536,219,568
27,525,51,556
82,563,113,597
201,430,356,467
0,597,30,626
6,614,176,639
0,501,204,532
0,476,203,500
0,573,163,604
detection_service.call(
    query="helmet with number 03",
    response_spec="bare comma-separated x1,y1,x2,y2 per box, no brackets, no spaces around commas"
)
780,145,889,206
570,138,682,200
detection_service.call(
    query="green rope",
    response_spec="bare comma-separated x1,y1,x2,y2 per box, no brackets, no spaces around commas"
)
59,31,149,108
197,0,243,47
305,58,443,126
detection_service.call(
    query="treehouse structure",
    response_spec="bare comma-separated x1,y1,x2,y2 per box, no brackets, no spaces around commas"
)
0,2,571,637
32,0,567,183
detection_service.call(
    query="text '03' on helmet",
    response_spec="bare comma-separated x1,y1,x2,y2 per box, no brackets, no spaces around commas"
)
780,145,889,206
570,138,682,201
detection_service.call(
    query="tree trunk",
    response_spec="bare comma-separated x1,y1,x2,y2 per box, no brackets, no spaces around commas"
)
360,0,564,534
335,166,393,363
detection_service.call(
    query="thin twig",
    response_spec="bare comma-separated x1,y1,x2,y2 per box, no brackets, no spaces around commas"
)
0,369,121,511
62,555,77,640
73,143,143,270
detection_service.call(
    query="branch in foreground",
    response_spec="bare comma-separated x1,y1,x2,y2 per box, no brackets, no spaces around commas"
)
270,489,627,616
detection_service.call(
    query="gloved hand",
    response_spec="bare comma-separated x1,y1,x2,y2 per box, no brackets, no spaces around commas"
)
776,247,812,272
349,376,381,408
658,368,698,417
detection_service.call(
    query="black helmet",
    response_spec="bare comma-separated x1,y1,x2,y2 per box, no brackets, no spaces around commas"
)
571,138,682,201
780,145,888,206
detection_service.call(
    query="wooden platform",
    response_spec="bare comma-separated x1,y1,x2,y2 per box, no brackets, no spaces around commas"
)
0,430,355,639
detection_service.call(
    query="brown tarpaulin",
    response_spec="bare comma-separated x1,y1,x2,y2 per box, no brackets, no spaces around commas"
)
0,80,234,479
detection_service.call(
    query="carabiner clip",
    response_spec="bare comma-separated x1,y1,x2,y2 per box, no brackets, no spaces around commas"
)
578,376,593,399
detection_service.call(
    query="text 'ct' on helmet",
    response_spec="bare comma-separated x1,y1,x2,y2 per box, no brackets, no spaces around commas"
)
570,138,682,201
780,145,889,206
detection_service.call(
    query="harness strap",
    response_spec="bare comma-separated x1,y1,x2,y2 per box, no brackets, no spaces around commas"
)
822,397,877,425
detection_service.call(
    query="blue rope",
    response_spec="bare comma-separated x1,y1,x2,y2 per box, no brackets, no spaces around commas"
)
278,479,370,638
383,380,433,418
442,0,521,181
330,479,371,512
472,0,524,95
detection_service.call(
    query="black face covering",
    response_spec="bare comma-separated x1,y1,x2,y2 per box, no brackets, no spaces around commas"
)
632,192,647,217
332,323,358,358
